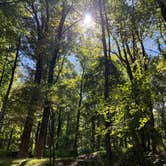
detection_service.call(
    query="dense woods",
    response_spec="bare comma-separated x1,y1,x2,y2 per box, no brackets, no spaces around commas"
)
0,0,166,165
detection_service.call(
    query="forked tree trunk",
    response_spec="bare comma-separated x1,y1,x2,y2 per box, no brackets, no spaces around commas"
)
36,2,70,157
18,0,50,157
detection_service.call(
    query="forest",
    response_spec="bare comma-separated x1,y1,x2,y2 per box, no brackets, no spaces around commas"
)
0,0,166,165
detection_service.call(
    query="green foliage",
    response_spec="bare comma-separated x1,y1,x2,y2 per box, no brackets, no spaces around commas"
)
0,0,165,164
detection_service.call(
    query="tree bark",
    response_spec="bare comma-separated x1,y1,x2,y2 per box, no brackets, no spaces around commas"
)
18,0,50,157
97,119,101,150
91,117,96,151
157,0,166,22
48,111,55,165
99,0,112,164
35,122,40,154
73,68,84,154
36,102,50,158
18,109,34,157
36,2,70,157
0,37,21,130
18,48,43,158
56,108,62,149
0,53,8,87
65,111,70,147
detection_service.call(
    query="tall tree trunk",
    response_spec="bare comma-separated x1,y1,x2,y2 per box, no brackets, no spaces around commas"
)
65,111,71,148
48,111,55,165
36,101,50,158
73,108,81,154
91,117,96,151
0,53,8,87
0,64,5,87
73,69,84,154
18,0,50,157
99,0,112,164
97,119,101,150
161,99,166,137
149,105,157,153
56,108,62,149
18,113,34,157
36,2,70,157
18,50,43,157
0,37,21,130
35,121,40,154
157,0,166,22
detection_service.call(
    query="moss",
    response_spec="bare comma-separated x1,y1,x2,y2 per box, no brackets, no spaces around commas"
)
25,159,49,166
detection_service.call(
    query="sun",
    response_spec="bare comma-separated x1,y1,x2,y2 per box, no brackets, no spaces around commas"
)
83,13,93,26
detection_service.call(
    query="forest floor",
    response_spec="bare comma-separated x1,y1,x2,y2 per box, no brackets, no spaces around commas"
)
0,151,106,166
0,151,166,166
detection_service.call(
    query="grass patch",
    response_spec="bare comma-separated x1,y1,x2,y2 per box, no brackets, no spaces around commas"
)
25,158,49,166
0,158,49,166
0,158,27,166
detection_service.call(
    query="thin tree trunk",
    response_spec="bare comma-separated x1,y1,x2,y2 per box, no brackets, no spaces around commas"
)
73,69,84,154
0,53,8,87
91,117,96,151
73,109,81,154
48,118,52,165
99,0,112,164
161,99,166,137
97,120,101,150
56,108,62,149
0,64,5,87
35,122,40,154
51,112,55,166
49,111,55,165
65,111,70,147
149,105,157,153
0,37,21,130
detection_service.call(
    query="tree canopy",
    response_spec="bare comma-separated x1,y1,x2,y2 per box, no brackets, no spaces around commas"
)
0,0,166,165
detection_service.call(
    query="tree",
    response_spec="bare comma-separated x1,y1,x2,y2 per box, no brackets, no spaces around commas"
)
18,0,50,157
0,37,21,130
36,1,73,158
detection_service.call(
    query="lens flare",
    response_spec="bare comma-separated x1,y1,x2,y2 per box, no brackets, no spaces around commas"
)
84,13,92,26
